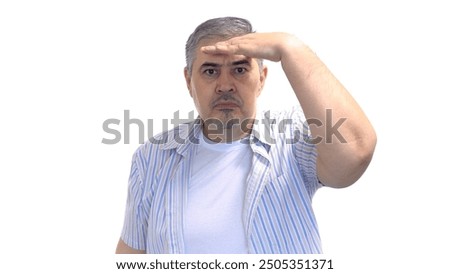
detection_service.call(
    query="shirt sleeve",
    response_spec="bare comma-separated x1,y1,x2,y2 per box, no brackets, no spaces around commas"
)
120,149,148,251
289,106,323,198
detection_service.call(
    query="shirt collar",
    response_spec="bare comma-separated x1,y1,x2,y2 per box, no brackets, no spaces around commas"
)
159,119,202,156
251,110,275,147
159,111,274,157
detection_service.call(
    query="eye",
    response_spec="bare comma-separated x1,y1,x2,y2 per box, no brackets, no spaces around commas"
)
234,67,247,75
203,68,218,76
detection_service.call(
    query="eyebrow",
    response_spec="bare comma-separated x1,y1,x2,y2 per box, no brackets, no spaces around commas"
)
231,59,251,66
200,59,251,68
200,62,220,68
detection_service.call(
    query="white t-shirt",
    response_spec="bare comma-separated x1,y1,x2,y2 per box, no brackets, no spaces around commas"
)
184,132,252,253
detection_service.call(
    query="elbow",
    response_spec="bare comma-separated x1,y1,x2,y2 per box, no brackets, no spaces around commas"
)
318,131,377,188
342,131,377,187
356,130,377,168
359,129,377,169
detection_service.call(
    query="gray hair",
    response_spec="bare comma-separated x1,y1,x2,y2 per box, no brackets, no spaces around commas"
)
185,17,262,75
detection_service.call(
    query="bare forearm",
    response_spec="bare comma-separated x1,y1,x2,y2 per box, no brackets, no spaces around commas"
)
281,40,377,187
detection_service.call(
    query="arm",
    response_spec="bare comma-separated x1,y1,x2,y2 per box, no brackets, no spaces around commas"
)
117,150,150,253
115,239,146,254
280,36,377,188
202,33,377,188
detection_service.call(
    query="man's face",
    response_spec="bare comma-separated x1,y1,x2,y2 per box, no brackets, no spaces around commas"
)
184,38,267,132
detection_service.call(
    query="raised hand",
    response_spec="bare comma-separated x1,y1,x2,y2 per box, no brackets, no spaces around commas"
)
201,32,305,62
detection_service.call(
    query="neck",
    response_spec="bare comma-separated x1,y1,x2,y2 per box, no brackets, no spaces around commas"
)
202,119,254,143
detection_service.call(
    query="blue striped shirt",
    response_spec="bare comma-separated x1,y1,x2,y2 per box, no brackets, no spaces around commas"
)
120,106,322,253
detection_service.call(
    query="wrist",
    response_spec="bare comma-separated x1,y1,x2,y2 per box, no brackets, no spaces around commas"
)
279,35,311,63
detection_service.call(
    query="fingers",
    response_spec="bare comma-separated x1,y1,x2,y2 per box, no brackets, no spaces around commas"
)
201,35,254,55
201,41,262,60
199,33,282,62
201,43,241,55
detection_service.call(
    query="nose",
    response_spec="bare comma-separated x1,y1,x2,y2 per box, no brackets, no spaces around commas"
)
216,71,235,94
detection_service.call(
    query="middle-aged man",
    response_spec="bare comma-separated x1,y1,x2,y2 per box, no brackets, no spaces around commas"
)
116,17,377,254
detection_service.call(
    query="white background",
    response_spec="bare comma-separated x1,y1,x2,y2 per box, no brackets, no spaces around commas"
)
1,0,449,273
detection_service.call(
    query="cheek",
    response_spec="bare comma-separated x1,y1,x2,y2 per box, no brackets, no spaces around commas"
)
237,78,262,98
191,89,211,112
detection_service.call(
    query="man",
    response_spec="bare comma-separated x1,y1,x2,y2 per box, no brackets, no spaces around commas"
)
116,17,376,254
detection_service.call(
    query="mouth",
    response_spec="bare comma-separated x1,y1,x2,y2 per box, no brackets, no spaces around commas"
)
214,102,239,109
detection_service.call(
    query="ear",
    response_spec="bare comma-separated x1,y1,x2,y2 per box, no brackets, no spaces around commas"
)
257,65,268,97
184,67,193,97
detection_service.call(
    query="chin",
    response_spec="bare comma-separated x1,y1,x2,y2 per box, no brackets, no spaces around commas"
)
202,111,242,128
